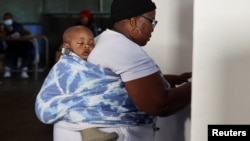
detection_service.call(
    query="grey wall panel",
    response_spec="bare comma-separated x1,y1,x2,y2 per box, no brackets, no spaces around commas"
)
0,0,111,23
0,0,42,23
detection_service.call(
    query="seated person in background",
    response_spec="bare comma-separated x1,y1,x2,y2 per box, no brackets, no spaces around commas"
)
0,23,6,54
0,23,5,84
76,9,102,37
35,25,118,141
2,12,34,78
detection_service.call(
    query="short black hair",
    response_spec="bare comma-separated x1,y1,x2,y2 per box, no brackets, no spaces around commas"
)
3,12,13,18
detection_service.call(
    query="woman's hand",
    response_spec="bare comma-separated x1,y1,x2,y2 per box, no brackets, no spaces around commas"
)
164,72,192,87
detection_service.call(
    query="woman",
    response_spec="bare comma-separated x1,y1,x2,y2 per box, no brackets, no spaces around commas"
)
38,0,191,141
87,0,192,140
89,0,191,117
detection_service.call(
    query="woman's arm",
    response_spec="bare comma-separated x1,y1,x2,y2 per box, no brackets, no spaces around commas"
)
124,71,191,117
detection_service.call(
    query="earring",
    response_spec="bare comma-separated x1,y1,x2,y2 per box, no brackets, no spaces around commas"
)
135,28,141,34
130,28,141,37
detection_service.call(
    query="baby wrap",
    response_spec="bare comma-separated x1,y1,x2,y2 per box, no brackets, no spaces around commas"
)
35,54,155,126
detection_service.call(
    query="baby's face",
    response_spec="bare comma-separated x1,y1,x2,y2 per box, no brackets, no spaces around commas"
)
69,30,94,60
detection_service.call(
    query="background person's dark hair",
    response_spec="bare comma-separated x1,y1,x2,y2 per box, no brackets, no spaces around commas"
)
3,12,13,18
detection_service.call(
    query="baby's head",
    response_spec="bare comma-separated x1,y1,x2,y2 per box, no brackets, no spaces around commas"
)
63,25,94,60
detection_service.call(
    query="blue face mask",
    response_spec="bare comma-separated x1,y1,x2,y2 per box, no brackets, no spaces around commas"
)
3,19,13,26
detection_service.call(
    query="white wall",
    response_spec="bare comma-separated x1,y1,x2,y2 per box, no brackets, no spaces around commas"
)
192,0,250,141
143,0,194,141
143,0,250,141
145,0,193,74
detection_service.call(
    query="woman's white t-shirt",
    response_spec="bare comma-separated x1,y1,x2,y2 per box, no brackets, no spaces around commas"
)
88,29,159,82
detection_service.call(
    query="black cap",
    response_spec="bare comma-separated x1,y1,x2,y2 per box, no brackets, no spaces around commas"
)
111,0,156,23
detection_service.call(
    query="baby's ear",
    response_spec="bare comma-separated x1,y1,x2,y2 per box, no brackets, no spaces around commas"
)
63,43,70,48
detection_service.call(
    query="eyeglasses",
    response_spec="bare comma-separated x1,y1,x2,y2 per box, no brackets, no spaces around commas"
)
141,15,158,28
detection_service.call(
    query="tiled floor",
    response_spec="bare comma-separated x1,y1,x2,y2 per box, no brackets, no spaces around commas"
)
0,71,53,141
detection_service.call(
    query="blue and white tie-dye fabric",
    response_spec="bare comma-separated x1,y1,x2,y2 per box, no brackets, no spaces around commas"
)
35,54,155,126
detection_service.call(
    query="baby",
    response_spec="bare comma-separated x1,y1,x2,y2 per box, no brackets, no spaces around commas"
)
41,25,118,141
61,25,95,61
